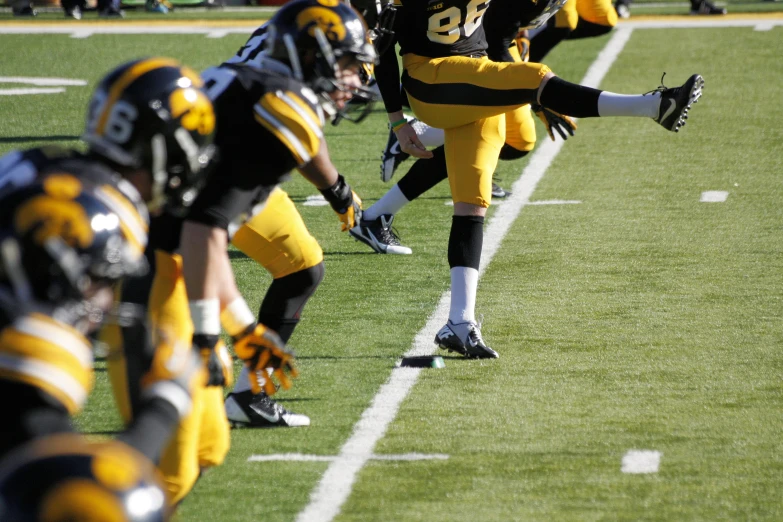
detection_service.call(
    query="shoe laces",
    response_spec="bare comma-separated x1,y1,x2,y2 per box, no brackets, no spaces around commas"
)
643,72,669,96
376,216,405,246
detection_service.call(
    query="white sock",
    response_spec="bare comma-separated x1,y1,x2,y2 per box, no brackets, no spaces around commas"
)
597,91,661,118
449,266,478,325
363,184,410,221
233,366,251,393
410,119,445,148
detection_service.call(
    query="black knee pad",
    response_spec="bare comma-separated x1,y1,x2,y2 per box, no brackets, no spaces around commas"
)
498,144,530,161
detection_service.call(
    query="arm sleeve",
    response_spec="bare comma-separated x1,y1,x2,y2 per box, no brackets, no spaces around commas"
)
375,8,404,114
484,0,521,63
116,398,180,463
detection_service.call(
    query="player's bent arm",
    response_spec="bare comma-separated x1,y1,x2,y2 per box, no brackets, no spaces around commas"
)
297,137,339,190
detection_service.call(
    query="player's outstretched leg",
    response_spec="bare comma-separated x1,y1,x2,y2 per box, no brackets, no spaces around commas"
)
538,73,704,132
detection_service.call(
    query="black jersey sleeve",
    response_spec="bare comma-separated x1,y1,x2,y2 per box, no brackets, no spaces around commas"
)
375,7,404,114
184,169,272,231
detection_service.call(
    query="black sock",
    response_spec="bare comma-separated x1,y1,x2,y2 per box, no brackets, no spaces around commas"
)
448,216,484,270
530,24,572,63
568,19,614,39
397,145,448,201
539,76,602,118
257,263,325,343
499,144,530,161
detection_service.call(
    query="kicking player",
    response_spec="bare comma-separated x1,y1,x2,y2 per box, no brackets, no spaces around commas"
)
374,0,703,359
353,1,576,255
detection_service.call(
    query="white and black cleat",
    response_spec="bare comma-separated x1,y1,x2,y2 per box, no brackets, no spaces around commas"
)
653,73,704,132
349,214,412,255
225,391,310,428
434,320,499,359
380,117,414,182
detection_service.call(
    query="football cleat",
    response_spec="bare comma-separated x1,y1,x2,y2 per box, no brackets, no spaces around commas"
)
225,391,310,428
690,0,726,14
64,5,82,19
435,320,499,359
492,181,511,199
614,0,631,18
380,118,413,182
652,73,704,132
349,214,413,255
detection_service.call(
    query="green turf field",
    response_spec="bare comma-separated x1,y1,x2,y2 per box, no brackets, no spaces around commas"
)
1,14,782,522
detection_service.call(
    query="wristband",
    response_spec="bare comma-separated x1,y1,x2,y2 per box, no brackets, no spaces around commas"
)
390,118,408,131
221,297,256,338
189,299,221,335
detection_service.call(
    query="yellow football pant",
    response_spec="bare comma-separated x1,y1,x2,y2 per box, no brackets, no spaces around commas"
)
231,187,324,279
403,52,543,207
105,251,230,505
555,0,618,29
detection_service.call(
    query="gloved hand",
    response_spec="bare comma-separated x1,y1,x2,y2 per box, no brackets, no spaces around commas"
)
192,333,234,388
532,104,578,141
319,174,363,231
232,323,298,396
140,333,206,419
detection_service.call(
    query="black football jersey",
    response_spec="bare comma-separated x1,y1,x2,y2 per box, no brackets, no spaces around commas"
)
186,62,326,232
396,0,492,58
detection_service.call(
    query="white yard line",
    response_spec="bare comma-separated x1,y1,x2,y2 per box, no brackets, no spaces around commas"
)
295,26,636,522
700,190,729,202
622,450,662,473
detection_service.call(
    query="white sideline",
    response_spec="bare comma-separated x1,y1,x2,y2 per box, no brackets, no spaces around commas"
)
295,27,635,522
0,18,779,37
248,453,449,463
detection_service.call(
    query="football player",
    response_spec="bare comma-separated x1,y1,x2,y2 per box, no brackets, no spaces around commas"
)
105,0,377,502
0,58,214,465
374,0,703,359
179,0,377,432
528,0,618,63
353,1,576,255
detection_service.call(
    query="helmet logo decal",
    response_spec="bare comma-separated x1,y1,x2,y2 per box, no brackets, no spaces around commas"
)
296,7,347,41
15,195,95,250
169,88,216,136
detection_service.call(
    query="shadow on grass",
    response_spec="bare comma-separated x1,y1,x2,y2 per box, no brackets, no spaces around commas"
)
0,135,80,143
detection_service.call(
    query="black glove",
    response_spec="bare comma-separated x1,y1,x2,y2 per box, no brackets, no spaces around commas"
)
532,103,577,141
192,333,234,387
319,174,363,231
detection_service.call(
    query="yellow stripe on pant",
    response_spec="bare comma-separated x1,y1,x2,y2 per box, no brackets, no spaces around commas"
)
402,53,550,130
231,187,323,279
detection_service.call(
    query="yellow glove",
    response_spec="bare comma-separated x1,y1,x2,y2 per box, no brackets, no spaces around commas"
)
532,104,578,142
193,334,234,388
337,190,363,232
232,324,298,396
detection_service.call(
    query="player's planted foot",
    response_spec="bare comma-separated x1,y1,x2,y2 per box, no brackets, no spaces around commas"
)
653,74,704,132
225,391,310,428
349,214,412,254
492,181,511,199
435,320,499,359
